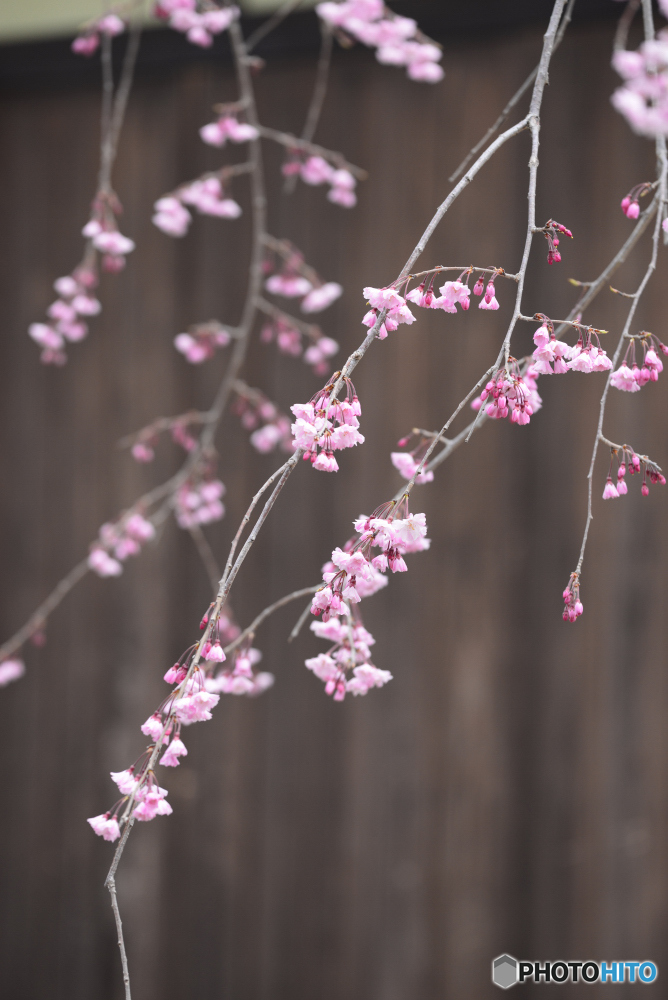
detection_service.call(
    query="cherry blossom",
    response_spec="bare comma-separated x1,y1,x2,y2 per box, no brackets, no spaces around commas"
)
83,220,136,269
562,572,583,622
292,156,358,206
205,646,274,697
611,332,666,391
316,1,444,84
88,512,156,578
152,197,192,237
28,267,101,363
199,114,259,148
291,377,363,470
230,383,293,454
611,32,668,137
438,278,471,313
603,444,665,499
155,1,240,49
180,177,242,219
174,321,231,363
153,175,242,237
87,813,121,841
311,499,429,622
301,282,343,313
603,476,620,499
160,735,188,767
531,318,572,374
72,14,125,57
175,479,225,529
390,431,435,484
479,278,499,310
537,219,572,264
362,285,415,338
306,617,390,700
471,363,542,425
0,659,25,687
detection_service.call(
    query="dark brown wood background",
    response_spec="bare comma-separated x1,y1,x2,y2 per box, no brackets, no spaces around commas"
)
1,11,667,999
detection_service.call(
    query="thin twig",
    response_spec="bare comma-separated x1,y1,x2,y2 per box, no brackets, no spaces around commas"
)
223,585,320,655
105,819,134,1000
575,0,667,577
285,20,334,194
255,296,322,340
244,0,304,53
448,0,575,183
188,525,221,595
289,599,314,642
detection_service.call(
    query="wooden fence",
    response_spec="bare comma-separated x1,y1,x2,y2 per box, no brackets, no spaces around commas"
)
0,11,666,999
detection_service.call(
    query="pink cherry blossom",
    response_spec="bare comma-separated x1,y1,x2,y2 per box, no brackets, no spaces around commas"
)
111,769,138,795
390,451,434,484
0,659,25,687
611,362,641,391
301,156,335,185
199,115,259,147
562,573,583,622
173,689,220,724
87,813,121,841
175,479,226,528
316,2,443,84
153,196,192,236
92,229,135,256
161,736,188,767
603,477,620,499
438,279,471,313
301,282,343,313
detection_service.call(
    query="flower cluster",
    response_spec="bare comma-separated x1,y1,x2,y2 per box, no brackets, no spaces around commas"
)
174,479,225,529
406,268,502,313
0,659,25,688
153,174,242,238
82,192,136,273
88,604,274,840
88,513,156,578
71,14,125,57
263,245,343,314
230,382,292,454
538,219,572,265
562,572,583,622
204,644,274,696
611,29,668,137
532,318,612,375
200,113,258,148
471,363,542,425
154,1,239,48
316,0,444,83
602,445,665,499
260,314,339,375
174,320,232,363
29,266,100,364
306,616,391,700
610,333,667,392
362,285,415,338
291,376,363,471
390,432,435,484
310,499,429,623
282,154,358,207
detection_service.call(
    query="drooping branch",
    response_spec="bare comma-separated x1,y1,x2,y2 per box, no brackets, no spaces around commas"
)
573,0,667,578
